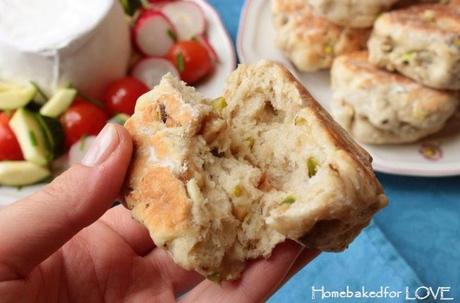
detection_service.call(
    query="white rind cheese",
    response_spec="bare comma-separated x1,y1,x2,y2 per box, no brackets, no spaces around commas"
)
0,0,131,98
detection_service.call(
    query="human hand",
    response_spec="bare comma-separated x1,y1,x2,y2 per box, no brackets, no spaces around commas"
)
0,124,319,303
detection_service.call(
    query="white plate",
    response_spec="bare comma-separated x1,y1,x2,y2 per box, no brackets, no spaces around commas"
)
0,0,236,207
192,0,236,98
237,0,460,177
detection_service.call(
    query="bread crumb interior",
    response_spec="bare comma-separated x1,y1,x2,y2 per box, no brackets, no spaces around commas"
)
168,74,326,279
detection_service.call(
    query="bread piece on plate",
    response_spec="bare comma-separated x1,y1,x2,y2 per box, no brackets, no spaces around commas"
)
368,4,460,90
272,0,370,71
331,52,458,144
123,61,387,280
307,0,399,28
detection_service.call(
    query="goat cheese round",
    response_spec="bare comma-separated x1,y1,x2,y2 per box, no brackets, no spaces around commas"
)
0,0,131,98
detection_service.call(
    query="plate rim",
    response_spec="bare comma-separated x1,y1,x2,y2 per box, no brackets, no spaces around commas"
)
195,0,237,67
195,0,237,70
236,0,460,177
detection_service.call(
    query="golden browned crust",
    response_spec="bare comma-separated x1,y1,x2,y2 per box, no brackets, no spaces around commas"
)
338,52,456,98
272,0,370,71
380,4,460,35
122,81,208,246
368,4,460,90
307,0,399,28
338,51,452,88
128,166,192,239
331,52,459,144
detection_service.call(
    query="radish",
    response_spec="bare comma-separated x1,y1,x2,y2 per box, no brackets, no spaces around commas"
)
133,10,177,56
131,57,180,88
161,1,206,40
195,35,218,63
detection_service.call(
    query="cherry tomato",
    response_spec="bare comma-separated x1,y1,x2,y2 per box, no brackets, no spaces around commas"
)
60,97,108,148
167,40,213,84
0,113,23,161
103,77,149,116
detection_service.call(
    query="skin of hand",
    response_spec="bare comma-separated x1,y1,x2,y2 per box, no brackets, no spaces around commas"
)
0,124,319,303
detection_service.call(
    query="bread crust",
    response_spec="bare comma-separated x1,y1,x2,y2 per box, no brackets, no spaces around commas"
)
307,0,399,28
368,4,460,89
331,52,458,144
272,0,370,71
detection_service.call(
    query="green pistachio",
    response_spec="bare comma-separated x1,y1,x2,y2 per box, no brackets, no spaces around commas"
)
401,51,414,63
245,137,255,150
233,185,243,197
281,195,296,205
307,157,319,178
294,116,307,126
207,272,221,283
211,97,227,111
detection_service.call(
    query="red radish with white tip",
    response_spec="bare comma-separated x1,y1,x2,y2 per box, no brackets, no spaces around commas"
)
195,34,218,63
161,1,206,40
131,57,180,88
133,10,177,56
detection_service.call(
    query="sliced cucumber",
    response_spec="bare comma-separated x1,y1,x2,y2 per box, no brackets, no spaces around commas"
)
0,82,36,110
31,82,49,105
40,88,77,118
35,114,65,157
9,109,52,166
0,161,50,186
109,113,130,125
25,101,42,113
120,0,142,16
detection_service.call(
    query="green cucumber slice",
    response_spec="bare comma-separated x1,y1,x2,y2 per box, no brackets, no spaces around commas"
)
35,114,65,157
0,161,50,186
40,88,77,118
9,109,52,166
120,0,142,16
31,82,49,105
0,82,36,110
109,113,130,125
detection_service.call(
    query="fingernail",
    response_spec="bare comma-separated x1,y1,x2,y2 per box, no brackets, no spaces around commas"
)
81,124,119,167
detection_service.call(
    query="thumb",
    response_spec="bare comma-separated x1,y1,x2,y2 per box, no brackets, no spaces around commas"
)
0,124,132,280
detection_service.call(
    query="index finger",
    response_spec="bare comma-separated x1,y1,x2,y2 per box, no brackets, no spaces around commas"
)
0,124,132,281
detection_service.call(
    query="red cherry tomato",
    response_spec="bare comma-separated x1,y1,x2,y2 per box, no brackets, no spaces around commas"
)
167,40,213,84
0,113,23,161
60,97,109,148
103,77,149,116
